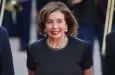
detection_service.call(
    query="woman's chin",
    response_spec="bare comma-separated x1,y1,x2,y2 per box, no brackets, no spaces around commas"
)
49,34,63,39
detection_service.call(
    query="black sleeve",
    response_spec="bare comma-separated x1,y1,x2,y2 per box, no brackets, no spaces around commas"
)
81,44,93,70
1,27,14,75
26,47,36,71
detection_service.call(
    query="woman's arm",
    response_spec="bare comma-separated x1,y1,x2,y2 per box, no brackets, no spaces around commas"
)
83,67,92,75
28,69,35,75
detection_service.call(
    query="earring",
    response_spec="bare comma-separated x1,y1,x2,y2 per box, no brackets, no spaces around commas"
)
65,28,68,32
44,28,47,37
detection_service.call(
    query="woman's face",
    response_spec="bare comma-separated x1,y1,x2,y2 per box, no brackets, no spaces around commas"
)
45,11,67,39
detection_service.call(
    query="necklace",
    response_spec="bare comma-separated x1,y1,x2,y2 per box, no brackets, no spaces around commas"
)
46,36,68,50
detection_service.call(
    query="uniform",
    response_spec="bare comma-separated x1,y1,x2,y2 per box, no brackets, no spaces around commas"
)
0,27,14,75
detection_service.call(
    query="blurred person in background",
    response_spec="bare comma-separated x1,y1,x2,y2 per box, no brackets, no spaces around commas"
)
27,1,93,75
69,0,104,52
16,0,32,51
2,0,32,51
97,0,115,31
0,27,14,75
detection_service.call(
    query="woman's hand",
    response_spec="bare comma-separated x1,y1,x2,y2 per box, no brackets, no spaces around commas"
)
83,67,92,75
28,69,35,75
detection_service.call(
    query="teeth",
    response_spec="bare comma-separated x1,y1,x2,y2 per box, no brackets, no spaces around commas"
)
52,31,59,34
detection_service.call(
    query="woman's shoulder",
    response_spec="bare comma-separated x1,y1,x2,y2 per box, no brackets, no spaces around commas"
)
27,38,47,56
69,36,91,51
68,36,91,55
69,36,90,45
28,38,46,50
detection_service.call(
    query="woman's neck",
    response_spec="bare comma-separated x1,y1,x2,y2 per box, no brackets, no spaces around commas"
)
46,34,68,50
48,35,65,47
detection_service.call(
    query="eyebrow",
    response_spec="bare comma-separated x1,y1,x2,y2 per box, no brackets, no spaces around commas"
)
47,18,64,20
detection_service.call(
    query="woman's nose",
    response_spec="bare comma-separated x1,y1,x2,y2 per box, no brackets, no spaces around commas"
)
52,22,58,28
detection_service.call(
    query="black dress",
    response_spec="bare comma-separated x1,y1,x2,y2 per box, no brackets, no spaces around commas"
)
26,36,93,75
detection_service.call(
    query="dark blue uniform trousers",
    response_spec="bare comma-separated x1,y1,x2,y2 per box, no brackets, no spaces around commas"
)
16,0,32,49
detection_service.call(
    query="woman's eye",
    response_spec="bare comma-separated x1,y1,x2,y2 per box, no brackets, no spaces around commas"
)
47,21,52,24
57,20,62,23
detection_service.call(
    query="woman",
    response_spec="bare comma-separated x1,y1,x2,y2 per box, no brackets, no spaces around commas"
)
26,1,93,75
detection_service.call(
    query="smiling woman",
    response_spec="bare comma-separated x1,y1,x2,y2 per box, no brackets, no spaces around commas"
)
26,1,93,75
37,3,78,37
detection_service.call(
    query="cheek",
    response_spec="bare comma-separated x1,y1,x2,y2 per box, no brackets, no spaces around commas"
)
61,25,67,31
45,25,51,32
45,27,51,33
59,28,66,34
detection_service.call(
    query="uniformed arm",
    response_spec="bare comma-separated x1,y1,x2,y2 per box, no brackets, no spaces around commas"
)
1,27,14,75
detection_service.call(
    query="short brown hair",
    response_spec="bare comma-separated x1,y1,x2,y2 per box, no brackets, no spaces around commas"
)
37,1,78,37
